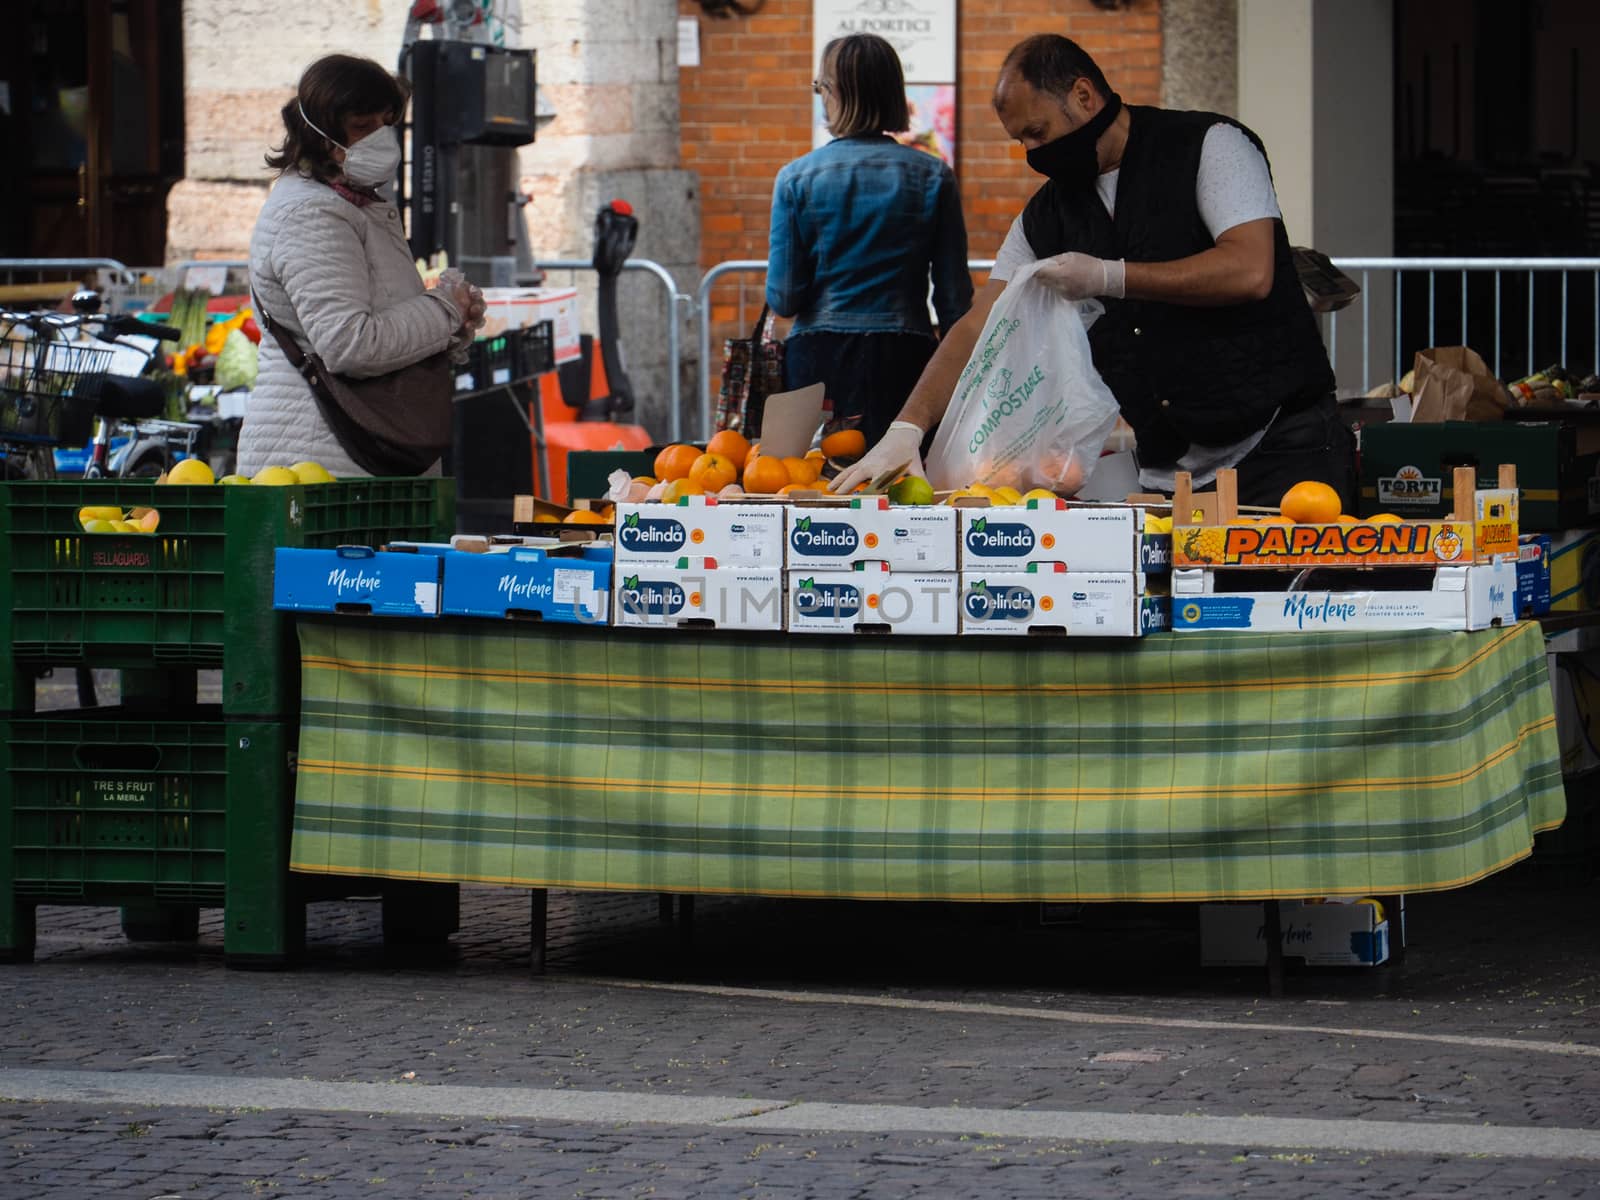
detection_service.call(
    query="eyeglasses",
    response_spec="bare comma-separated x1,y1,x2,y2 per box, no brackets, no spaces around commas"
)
811,79,832,95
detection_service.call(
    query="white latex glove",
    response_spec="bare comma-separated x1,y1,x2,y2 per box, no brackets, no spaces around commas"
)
1034,252,1126,301
828,421,926,494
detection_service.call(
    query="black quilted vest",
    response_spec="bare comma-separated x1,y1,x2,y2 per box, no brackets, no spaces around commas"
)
1021,106,1334,467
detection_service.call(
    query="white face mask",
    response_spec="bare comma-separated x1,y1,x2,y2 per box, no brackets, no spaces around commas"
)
298,101,401,188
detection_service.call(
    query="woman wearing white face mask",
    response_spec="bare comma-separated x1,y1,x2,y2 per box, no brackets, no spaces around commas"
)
241,53,486,478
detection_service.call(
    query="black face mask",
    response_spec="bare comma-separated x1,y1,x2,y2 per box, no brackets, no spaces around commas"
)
1025,91,1123,189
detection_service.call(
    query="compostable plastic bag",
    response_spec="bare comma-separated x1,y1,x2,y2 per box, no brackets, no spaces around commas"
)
924,259,1120,494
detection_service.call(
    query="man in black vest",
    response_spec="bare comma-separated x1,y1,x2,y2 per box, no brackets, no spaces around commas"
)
832,34,1353,510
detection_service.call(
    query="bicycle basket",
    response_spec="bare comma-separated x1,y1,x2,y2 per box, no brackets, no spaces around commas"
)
0,335,115,444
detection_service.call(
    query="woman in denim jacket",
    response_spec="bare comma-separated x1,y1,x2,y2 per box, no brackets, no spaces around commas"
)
766,34,972,446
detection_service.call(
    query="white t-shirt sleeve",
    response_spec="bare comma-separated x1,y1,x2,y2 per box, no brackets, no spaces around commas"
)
1196,122,1281,239
988,216,1035,283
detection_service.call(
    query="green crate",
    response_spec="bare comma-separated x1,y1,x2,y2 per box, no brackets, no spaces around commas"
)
0,708,300,965
0,478,454,714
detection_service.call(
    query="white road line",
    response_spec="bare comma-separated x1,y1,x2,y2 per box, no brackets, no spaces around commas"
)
565,976,1600,1059
3,1068,1599,1162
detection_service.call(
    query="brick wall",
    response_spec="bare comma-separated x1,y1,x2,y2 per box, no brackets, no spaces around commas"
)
679,0,1162,349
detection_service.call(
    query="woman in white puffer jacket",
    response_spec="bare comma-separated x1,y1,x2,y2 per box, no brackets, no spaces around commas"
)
241,53,482,478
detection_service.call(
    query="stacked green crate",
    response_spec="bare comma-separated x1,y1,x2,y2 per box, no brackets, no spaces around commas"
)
0,478,454,965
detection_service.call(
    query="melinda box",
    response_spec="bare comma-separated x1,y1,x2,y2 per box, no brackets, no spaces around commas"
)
614,498,785,567
784,500,956,571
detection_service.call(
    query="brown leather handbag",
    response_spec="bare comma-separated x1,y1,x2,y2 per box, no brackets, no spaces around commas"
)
254,294,453,476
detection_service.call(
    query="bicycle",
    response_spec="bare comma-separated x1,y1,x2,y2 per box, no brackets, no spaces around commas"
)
0,295,181,480
0,296,180,706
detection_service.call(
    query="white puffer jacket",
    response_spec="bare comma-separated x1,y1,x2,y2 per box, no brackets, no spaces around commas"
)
240,172,462,477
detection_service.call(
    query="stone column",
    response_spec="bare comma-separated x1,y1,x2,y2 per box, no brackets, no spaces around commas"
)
168,0,418,261
1162,0,1238,116
519,1,701,440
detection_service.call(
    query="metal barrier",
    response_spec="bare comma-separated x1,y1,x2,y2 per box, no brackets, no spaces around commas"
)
1326,257,1600,392
0,258,138,286
532,258,693,443
696,258,996,442
698,256,1600,436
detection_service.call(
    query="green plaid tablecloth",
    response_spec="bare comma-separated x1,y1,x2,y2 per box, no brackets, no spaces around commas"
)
289,619,1564,902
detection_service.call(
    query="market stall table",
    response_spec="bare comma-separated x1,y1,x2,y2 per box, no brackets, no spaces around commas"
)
287,618,1564,977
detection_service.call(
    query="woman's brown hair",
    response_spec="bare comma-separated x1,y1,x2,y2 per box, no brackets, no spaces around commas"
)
822,34,910,138
265,53,411,179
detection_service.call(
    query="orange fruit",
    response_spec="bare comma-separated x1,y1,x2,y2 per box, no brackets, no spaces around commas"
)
1278,480,1343,524
805,449,826,463
653,443,701,483
743,456,791,494
744,441,763,470
1259,514,1294,525
782,456,819,485
661,478,706,503
706,428,751,464
689,451,738,492
820,428,867,460
1368,512,1403,523
776,482,818,496
565,509,609,525
633,475,657,487
1336,513,1359,524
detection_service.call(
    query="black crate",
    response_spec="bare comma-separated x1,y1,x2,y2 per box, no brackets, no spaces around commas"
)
511,320,555,378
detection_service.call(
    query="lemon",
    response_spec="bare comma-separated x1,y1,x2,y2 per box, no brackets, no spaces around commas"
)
886,475,935,506
78,505,124,525
1021,487,1058,504
251,465,300,486
164,458,215,485
109,519,138,533
81,518,117,534
968,484,1005,505
289,460,335,484
993,485,1023,505
217,474,251,485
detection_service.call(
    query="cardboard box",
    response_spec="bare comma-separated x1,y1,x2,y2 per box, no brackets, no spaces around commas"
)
273,546,441,617
1170,560,1518,632
1200,899,1390,967
479,287,581,363
785,500,957,571
1517,533,1552,616
1360,419,1600,530
786,566,959,635
955,502,1169,573
612,560,784,631
441,543,611,624
614,498,785,567
958,567,1162,637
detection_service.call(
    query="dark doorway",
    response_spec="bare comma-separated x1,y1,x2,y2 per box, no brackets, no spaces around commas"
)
0,0,185,266
1394,0,1599,374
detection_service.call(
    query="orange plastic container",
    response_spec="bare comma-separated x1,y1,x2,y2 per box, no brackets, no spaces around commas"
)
539,422,653,504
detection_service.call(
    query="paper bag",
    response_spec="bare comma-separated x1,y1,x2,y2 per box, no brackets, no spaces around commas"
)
1408,346,1510,423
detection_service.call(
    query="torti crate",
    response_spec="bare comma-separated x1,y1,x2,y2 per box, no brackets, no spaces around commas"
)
1169,466,1521,633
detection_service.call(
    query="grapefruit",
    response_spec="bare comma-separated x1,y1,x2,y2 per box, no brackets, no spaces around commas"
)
164,458,215,486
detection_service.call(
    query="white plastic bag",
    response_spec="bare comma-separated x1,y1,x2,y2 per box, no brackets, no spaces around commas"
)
924,259,1120,494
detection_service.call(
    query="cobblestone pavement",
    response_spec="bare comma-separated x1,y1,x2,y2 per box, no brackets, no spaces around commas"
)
3,859,1599,1198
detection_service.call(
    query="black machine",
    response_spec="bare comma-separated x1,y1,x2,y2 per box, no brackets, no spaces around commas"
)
398,39,538,265
590,199,639,419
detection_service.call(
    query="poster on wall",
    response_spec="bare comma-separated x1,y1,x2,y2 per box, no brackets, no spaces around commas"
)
812,0,958,167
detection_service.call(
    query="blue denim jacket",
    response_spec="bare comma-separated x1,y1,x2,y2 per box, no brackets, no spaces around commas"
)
766,134,972,337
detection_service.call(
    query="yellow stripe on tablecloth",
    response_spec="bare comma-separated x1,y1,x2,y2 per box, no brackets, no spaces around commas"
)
299,625,1530,700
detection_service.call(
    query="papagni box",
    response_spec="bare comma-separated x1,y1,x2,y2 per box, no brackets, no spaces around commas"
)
1360,419,1600,530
